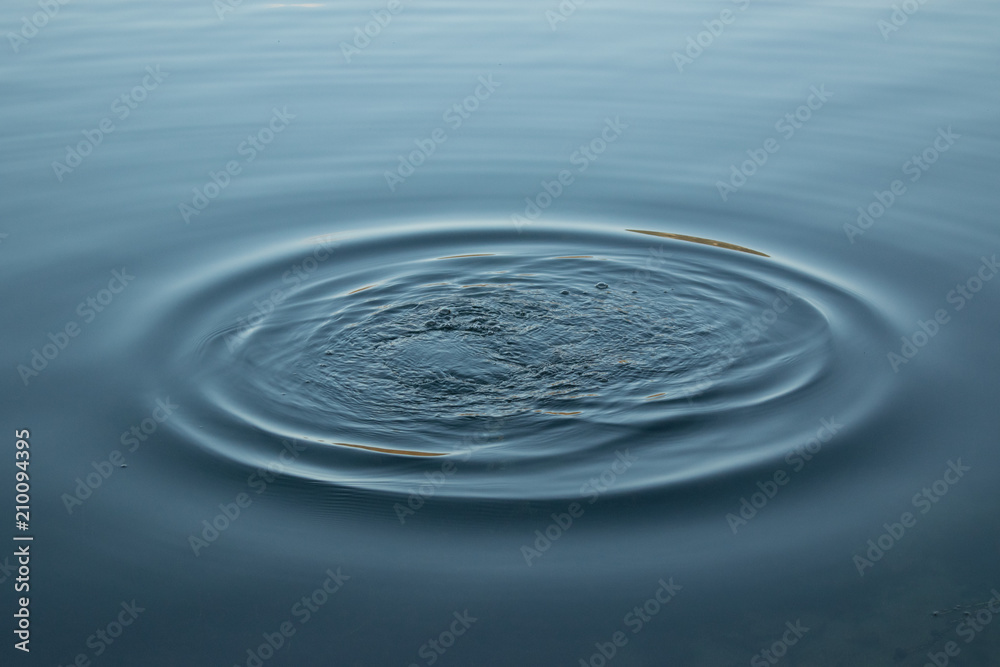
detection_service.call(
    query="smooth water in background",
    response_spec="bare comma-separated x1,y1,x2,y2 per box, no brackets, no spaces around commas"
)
2,1,999,665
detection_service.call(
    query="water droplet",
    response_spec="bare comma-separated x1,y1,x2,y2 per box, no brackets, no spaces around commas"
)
595,282,609,289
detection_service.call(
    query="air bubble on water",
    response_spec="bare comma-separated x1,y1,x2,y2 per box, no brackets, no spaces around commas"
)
596,282,609,289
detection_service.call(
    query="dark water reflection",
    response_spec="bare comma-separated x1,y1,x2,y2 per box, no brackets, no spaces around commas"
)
1,0,998,665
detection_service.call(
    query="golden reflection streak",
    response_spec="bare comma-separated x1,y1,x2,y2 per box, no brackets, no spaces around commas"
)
347,284,377,295
312,439,447,457
626,229,769,257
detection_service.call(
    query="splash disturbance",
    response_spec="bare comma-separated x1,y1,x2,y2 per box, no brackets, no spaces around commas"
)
164,223,889,500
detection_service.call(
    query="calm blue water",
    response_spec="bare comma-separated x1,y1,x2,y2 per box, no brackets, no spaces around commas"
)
2,0,999,665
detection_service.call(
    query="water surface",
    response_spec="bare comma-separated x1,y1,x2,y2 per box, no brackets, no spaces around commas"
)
1,0,998,665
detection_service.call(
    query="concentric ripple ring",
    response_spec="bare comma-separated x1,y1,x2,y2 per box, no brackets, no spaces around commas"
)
158,221,893,501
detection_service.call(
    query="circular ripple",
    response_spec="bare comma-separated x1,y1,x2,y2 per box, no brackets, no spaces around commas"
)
163,222,892,500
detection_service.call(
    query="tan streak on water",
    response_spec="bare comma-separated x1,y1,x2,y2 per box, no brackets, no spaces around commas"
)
626,229,769,257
